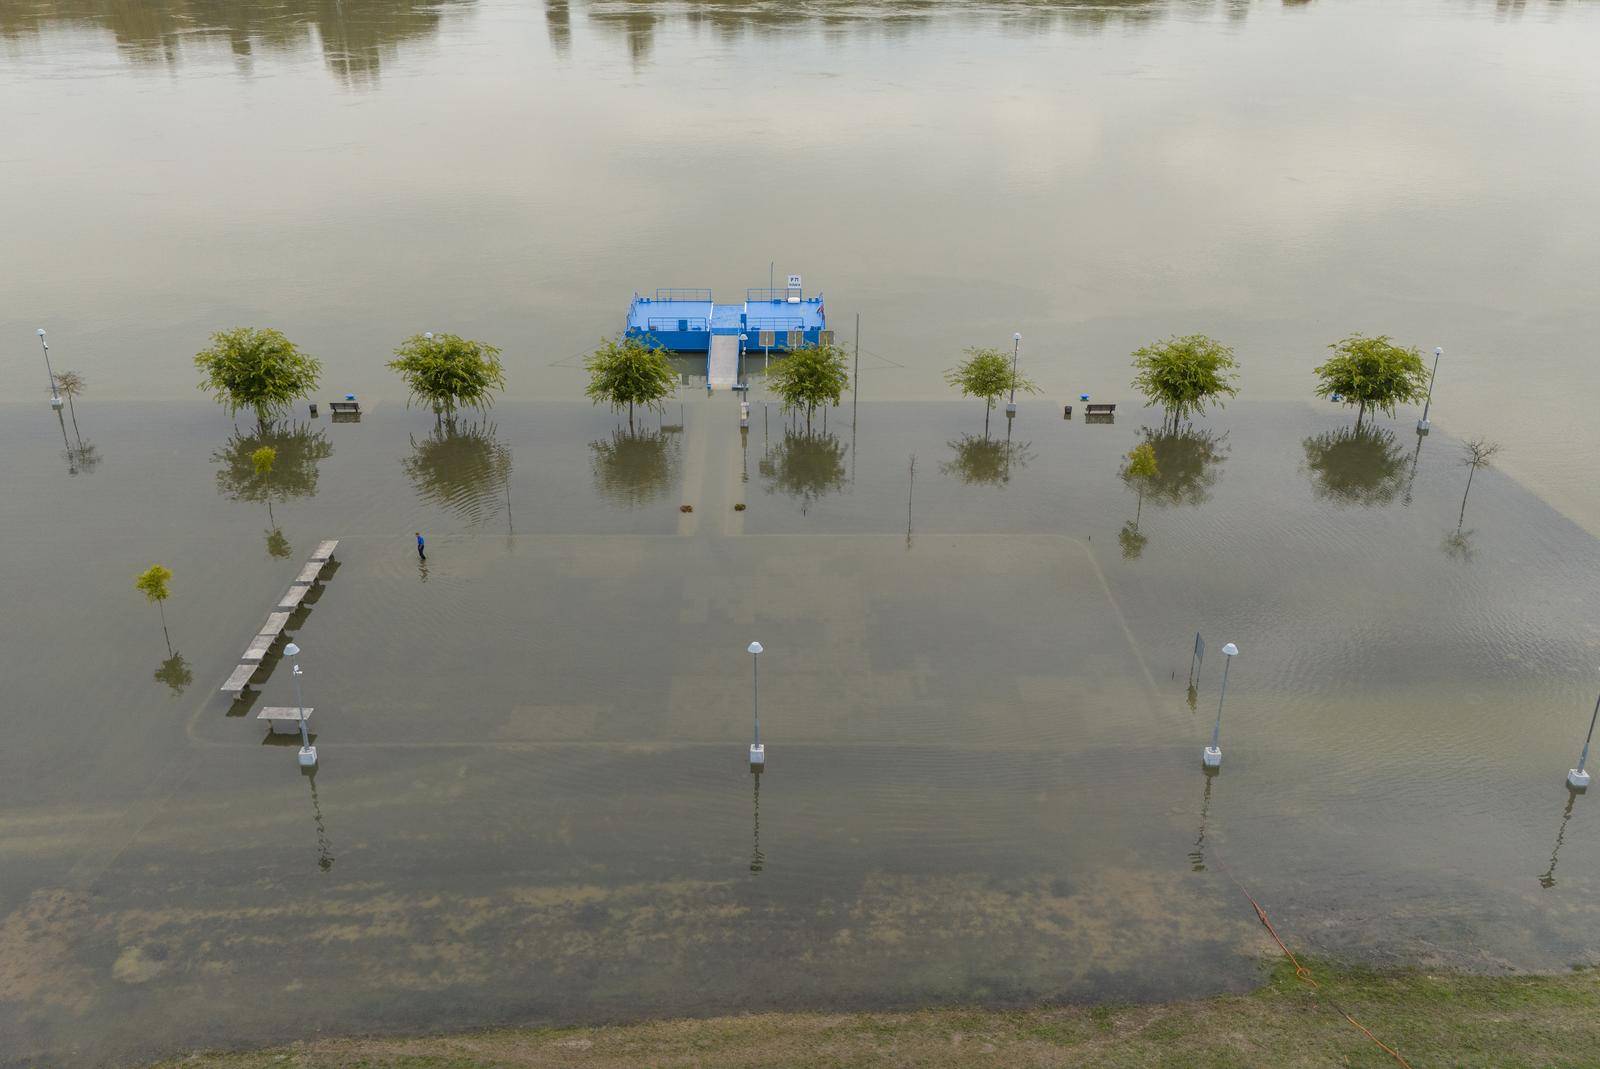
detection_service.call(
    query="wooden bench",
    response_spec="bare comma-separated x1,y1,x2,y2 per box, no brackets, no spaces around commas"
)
259,611,292,639
241,632,277,664
309,540,339,563
1085,403,1116,415
257,706,314,736
220,664,256,696
327,400,360,414
292,560,325,586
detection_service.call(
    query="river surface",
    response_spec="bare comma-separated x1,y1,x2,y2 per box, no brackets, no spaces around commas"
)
3,1,1600,1065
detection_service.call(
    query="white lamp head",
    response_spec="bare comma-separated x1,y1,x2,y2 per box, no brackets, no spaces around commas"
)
1435,347,1442,356
1221,642,1239,657
1013,332,1021,342
424,332,434,340
37,328,46,337
747,641,764,655
284,642,301,657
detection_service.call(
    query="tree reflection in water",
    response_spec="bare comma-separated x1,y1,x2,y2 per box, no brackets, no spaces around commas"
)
589,427,680,507
1131,425,1229,507
940,433,1034,487
153,651,193,695
403,419,513,529
214,422,333,509
1301,424,1408,507
760,429,848,514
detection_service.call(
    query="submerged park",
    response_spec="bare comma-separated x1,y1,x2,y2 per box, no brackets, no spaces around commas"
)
5,0,1600,1066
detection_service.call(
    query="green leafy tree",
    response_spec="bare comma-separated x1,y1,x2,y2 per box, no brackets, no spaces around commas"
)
589,427,680,507
1120,442,1159,557
770,342,850,431
1130,334,1240,430
944,346,1039,435
759,429,848,514
136,564,174,652
1313,334,1429,429
1301,424,1408,506
194,327,322,426
388,333,506,417
585,335,678,429
941,434,1034,486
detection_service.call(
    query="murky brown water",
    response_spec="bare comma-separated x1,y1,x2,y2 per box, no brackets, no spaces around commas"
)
4,1,1600,1064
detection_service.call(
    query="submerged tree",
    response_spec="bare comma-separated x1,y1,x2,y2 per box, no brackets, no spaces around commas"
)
1456,436,1502,532
1313,334,1429,430
214,423,333,510
402,419,514,528
769,342,850,431
944,346,1039,436
388,332,506,417
1130,334,1240,430
1119,442,1159,559
55,369,87,444
194,327,322,427
940,433,1035,486
1301,424,1408,506
136,564,175,653
759,429,849,514
153,651,193,695
585,334,678,429
589,426,679,507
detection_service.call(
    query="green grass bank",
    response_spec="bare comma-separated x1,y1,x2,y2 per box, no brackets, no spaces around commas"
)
151,960,1600,1068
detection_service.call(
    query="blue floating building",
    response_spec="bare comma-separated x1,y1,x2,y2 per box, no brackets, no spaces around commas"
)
625,286,827,353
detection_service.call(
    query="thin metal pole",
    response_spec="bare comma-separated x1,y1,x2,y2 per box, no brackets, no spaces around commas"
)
39,333,60,401
1420,347,1441,424
1577,692,1600,773
1008,334,1019,406
1210,655,1231,750
853,313,860,396
293,663,311,751
752,653,760,748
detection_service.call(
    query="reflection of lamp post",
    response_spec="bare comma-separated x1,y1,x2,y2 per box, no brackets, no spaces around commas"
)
37,329,63,409
1566,689,1600,791
748,640,765,769
1006,332,1021,416
284,642,317,768
749,770,765,874
1417,346,1441,434
1203,642,1238,769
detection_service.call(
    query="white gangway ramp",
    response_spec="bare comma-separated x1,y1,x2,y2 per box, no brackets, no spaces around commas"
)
707,334,739,389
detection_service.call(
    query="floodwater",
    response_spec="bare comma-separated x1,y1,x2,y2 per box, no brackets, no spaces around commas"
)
4,1,1600,1065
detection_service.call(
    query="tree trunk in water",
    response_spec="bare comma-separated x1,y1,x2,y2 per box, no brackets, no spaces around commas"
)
628,401,634,431
1356,399,1366,432
158,600,171,655
67,395,81,445
1459,464,1477,530
984,401,991,437
1135,487,1144,529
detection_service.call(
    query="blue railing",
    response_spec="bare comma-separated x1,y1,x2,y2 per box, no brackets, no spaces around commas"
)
653,288,713,303
747,317,805,332
648,316,708,331
746,288,800,303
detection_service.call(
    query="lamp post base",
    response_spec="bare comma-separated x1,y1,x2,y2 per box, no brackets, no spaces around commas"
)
1005,402,1017,416
298,745,319,769
1202,746,1222,769
1417,419,1430,434
749,744,765,770
1568,768,1590,791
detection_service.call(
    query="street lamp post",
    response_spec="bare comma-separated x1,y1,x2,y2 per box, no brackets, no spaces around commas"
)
1417,346,1441,434
1567,690,1600,791
748,641,765,770
1203,642,1239,769
283,642,317,768
1006,332,1021,416
37,329,63,410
